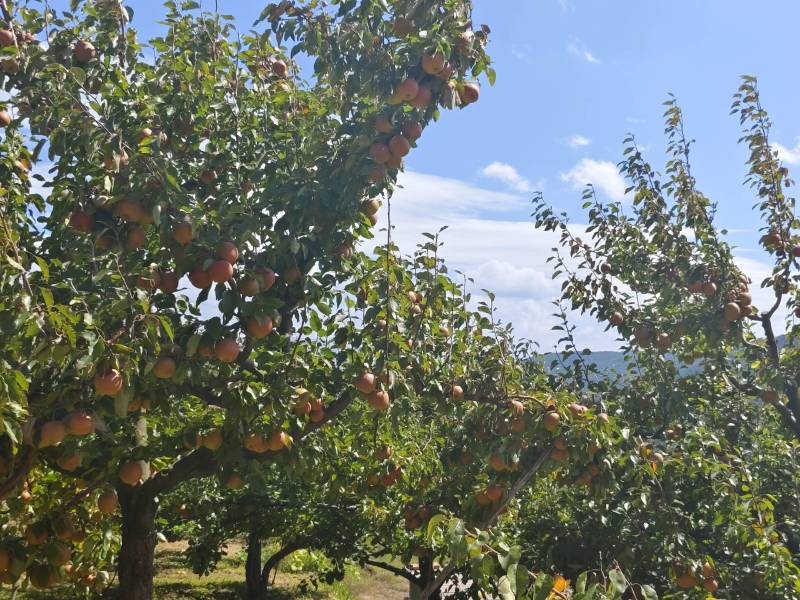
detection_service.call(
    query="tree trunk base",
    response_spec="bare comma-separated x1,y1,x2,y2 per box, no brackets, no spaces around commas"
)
116,487,157,600
246,531,265,600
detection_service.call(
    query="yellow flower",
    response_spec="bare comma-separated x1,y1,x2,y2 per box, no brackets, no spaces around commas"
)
547,574,570,598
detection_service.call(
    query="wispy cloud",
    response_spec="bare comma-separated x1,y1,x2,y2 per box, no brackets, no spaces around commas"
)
561,158,627,201
558,0,572,13
395,171,526,218
365,170,783,352
568,37,600,64
566,134,592,148
775,138,800,165
511,44,533,63
372,171,610,350
481,162,537,193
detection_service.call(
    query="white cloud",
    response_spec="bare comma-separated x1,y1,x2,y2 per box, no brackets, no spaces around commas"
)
567,134,591,148
558,0,572,12
480,162,536,193
511,44,532,63
363,170,786,353
775,138,800,165
583,51,599,64
560,158,628,201
567,38,600,64
365,171,615,350
394,171,526,218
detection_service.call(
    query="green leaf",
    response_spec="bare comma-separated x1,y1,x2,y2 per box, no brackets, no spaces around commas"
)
3,419,18,444
158,316,174,340
514,564,529,594
640,585,658,600
497,575,514,600
426,513,447,540
186,334,201,358
309,310,321,332
115,388,133,417
69,66,87,84
505,564,519,593
6,255,24,270
498,546,521,570
40,288,54,308
480,554,495,578
576,571,588,593
164,173,182,191
608,568,627,595
34,256,49,281
533,573,554,600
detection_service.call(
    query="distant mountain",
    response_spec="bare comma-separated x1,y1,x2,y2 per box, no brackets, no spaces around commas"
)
543,335,789,378
542,350,629,375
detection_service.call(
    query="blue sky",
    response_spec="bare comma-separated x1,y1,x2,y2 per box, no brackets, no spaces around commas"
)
48,1,800,350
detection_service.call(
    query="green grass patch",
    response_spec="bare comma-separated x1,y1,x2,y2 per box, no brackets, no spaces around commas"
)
0,542,409,599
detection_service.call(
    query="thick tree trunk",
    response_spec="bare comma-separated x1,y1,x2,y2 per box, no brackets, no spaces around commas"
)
243,537,306,599
117,487,157,600
260,541,304,588
245,531,265,600
416,552,442,600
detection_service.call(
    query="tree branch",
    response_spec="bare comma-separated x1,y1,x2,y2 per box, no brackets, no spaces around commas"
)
722,371,759,396
755,315,800,425
763,266,790,319
143,447,217,496
722,370,800,441
364,559,419,584
741,337,768,356
140,392,358,497
180,383,224,407
0,1,19,49
760,316,781,366
419,448,552,598
785,385,800,434
260,540,306,587
0,446,37,500
763,390,800,440
299,392,355,437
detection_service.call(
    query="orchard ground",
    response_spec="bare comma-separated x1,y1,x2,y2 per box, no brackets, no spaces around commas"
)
0,540,410,600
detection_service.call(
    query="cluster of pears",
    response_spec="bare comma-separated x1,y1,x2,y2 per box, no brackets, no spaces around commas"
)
675,561,719,593
243,430,290,455
0,489,114,590
367,46,480,183
544,401,609,489
403,504,433,530
67,122,172,254
353,372,391,411
366,441,402,488
606,268,753,352
292,387,326,423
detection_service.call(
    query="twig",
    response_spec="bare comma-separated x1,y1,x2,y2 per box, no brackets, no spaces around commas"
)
0,446,38,500
364,559,418,584
0,1,19,49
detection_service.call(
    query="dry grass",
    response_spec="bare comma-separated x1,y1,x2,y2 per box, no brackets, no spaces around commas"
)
0,540,410,599
347,564,409,600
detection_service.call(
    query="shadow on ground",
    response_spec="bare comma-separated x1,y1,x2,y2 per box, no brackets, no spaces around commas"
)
152,582,331,600
0,544,407,600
